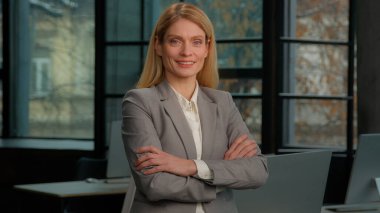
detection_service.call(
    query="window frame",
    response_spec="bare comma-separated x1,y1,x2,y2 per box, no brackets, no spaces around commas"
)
0,0,357,159
274,0,356,155
1,0,96,153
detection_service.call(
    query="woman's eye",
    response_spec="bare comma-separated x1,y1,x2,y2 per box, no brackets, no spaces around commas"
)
193,40,203,46
169,39,181,46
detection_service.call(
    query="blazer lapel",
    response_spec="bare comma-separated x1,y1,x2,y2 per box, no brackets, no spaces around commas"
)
156,81,197,160
197,88,217,159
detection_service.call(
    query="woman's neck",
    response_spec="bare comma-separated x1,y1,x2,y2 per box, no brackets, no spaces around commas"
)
166,77,196,100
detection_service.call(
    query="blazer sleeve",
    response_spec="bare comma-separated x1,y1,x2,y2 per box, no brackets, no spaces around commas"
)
122,90,217,202
202,92,269,189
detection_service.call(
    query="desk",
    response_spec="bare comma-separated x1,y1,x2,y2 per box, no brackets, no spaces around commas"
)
322,203,380,213
14,179,129,213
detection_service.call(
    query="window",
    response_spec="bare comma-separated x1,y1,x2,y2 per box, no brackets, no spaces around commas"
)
30,58,52,98
279,0,355,149
0,1,356,155
6,0,95,139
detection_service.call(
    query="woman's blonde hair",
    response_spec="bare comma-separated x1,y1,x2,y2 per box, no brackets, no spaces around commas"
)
136,3,219,89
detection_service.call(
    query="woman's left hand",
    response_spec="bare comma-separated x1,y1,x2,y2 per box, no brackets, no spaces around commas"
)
135,146,197,176
224,134,258,160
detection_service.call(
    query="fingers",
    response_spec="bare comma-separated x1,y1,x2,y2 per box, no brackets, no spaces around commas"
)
224,135,258,160
134,146,172,175
239,142,257,158
134,146,162,171
224,134,248,159
229,134,248,151
135,152,160,170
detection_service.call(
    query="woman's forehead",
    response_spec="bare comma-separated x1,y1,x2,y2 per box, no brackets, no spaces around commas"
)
164,18,206,37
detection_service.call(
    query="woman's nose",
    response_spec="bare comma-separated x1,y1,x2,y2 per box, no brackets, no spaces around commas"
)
180,42,193,56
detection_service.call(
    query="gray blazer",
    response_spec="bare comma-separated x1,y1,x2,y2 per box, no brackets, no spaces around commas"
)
122,80,268,213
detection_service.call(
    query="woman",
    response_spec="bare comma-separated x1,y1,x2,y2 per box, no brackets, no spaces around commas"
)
122,3,268,213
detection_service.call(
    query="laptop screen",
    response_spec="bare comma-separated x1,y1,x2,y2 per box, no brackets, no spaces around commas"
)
345,134,380,204
106,120,131,179
234,151,332,213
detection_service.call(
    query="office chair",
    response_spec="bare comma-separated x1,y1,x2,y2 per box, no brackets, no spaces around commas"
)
75,157,107,180
121,176,136,213
64,157,109,213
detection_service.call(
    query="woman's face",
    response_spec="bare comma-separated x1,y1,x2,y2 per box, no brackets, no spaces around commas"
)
155,18,209,82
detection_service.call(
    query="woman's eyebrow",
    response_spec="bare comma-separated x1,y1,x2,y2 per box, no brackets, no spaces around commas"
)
165,34,205,39
191,35,206,39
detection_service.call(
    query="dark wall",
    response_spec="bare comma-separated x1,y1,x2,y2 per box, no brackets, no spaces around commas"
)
357,1,380,134
0,148,87,213
323,154,353,204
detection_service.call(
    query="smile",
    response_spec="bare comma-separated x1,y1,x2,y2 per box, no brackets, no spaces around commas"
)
177,61,195,65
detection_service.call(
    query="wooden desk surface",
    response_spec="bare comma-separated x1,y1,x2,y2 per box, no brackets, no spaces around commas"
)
14,179,129,198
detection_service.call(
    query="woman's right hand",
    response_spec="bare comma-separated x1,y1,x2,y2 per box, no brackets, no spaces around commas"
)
134,145,197,177
224,134,258,160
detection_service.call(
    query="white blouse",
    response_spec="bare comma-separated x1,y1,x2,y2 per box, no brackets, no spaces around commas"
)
170,82,212,213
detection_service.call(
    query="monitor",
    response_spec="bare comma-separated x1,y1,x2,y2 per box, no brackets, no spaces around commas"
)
106,120,131,179
345,134,380,204
234,151,332,213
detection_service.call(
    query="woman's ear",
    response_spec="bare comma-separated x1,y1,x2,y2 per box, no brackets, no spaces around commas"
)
155,36,162,56
204,39,210,58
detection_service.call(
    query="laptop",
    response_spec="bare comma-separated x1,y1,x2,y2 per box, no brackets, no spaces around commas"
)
106,120,131,181
234,151,332,213
345,134,380,204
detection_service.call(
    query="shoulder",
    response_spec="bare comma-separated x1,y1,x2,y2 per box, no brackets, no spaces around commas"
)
199,87,233,104
124,87,156,98
123,87,159,107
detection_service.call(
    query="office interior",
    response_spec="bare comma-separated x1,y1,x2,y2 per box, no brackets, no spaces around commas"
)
0,0,379,212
